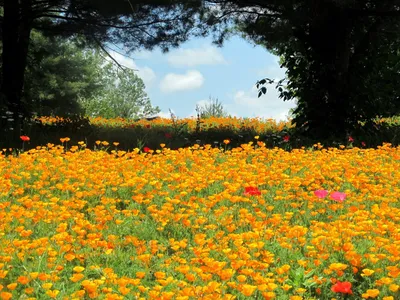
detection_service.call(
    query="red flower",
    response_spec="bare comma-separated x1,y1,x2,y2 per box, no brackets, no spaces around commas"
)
331,281,353,294
361,141,366,147
145,124,151,128
244,187,261,196
143,146,151,153
165,133,172,139
348,136,354,143
20,135,30,142
283,135,290,142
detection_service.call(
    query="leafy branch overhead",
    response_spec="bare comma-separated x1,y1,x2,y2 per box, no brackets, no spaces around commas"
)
256,78,286,98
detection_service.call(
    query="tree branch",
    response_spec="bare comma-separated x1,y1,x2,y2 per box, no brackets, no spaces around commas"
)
91,36,126,71
35,13,173,30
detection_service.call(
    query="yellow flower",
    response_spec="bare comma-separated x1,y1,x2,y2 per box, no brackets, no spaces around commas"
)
6,283,17,290
42,283,53,290
361,269,375,277
46,290,60,298
362,289,379,298
73,266,85,273
389,284,399,292
296,288,306,294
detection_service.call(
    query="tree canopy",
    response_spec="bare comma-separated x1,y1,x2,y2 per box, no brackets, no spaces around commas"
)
0,0,203,139
80,63,160,120
200,0,400,137
23,31,104,116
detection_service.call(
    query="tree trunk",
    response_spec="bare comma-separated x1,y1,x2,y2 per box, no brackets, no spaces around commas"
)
1,0,33,143
306,5,354,138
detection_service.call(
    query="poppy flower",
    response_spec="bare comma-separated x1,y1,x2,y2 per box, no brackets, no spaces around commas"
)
348,136,354,143
362,141,366,147
20,135,30,142
330,191,346,202
244,187,261,196
314,189,328,199
283,135,290,142
143,147,151,153
331,281,352,294
165,133,172,139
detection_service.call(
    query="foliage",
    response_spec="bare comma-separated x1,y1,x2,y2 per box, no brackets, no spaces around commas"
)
23,31,104,116
196,96,228,119
0,0,206,145
200,0,400,138
79,63,160,119
255,16,400,138
7,114,400,152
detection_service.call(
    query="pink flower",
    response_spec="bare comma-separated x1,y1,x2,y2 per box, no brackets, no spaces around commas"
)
361,141,366,147
348,136,354,143
283,135,290,142
330,191,346,202
244,187,261,196
314,189,328,199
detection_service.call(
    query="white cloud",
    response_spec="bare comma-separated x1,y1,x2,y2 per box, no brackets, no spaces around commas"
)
167,45,227,67
130,49,153,60
108,50,156,87
156,110,173,119
225,85,297,121
160,70,204,93
215,57,295,121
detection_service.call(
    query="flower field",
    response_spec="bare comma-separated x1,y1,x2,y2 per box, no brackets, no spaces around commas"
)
0,140,400,299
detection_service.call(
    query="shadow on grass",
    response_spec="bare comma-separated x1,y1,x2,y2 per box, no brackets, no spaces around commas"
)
1,116,400,153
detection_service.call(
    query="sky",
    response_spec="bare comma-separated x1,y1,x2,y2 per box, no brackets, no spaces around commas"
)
109,36,297,121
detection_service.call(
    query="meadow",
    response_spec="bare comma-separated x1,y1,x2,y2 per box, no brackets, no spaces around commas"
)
0,117,400,299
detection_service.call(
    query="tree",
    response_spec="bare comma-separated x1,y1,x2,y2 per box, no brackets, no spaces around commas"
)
0,0,204,139
255,9,400,137
199,0,400,137
23,31,104,116
196,96,228,118
80,63,160,119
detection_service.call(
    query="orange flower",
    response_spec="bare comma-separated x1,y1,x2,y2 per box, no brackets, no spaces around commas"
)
0,292,13,300
362,289,380,298
17,276,30,285
241,284,257,296
6,283,17,291
70,273,85,282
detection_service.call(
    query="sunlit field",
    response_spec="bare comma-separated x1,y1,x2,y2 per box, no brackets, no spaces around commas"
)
1,137,400,299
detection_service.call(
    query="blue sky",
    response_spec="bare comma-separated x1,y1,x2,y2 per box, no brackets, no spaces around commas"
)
110,36,297,121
